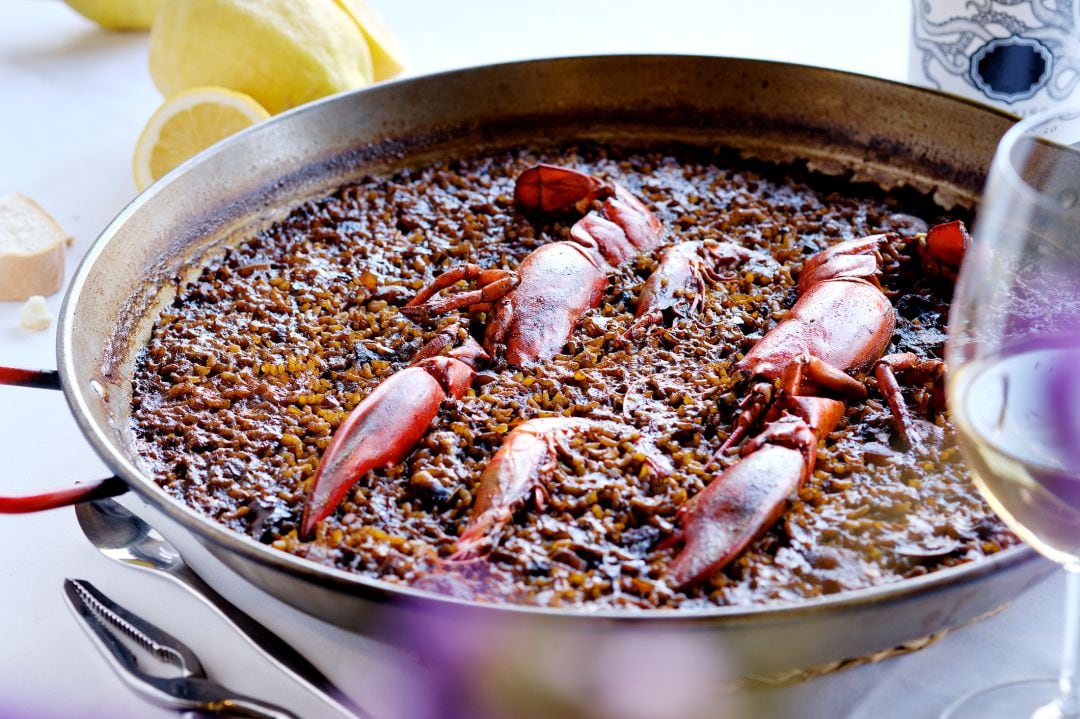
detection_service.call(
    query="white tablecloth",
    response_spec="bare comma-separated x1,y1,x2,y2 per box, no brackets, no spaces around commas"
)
0,1,1065,717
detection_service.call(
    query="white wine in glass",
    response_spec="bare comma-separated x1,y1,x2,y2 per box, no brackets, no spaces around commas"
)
952,341,1080,565
945,105,1080,719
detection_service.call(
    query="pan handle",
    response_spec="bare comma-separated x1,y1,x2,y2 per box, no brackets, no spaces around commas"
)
0,366,129,512
0,366,61,390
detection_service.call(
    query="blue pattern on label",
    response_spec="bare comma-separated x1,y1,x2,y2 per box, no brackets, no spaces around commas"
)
970,35,1054,102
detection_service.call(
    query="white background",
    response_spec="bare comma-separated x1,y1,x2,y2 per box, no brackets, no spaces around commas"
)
0,1,1066,718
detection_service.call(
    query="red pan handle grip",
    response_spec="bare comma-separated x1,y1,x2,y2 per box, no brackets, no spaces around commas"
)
0,366,61,390
0,366,129,512
0,477,128,513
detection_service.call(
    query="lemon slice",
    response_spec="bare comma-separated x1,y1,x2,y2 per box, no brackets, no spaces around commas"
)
333,0,408,81
133,87,270,191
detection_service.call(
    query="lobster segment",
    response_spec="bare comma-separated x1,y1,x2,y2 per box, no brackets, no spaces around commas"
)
670,396,845,588
668,223,970,587
919,219,970,280
401,164,662,366
452,417,671,559
739,278,896,381
513,163,610,214
626,240,776,337
300,339,488,537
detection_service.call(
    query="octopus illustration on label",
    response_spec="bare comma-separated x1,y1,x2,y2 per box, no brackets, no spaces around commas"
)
909,0,1080,116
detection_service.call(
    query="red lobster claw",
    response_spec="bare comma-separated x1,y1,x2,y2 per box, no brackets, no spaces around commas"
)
671,396,845,588
452,418,671,559
514,163,612,215
300,340,488,537
918,219,970,281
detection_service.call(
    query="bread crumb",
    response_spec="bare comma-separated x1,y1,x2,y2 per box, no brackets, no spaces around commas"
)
19,295,52,331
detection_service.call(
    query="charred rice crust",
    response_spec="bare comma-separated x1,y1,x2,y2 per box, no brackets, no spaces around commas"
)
130,144,1016,609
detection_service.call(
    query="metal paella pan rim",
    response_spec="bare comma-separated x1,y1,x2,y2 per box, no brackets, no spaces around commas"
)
56,55,1039,632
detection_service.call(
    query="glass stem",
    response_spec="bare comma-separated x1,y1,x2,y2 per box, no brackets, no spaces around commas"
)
1060,564,1080,718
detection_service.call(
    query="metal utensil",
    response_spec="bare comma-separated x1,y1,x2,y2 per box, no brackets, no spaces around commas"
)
75,498,369,719
63,578,299,718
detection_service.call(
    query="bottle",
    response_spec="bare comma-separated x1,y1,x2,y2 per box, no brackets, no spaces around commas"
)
909,0,1080,116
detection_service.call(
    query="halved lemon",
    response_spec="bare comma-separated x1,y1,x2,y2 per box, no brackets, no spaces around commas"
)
133,87,270,191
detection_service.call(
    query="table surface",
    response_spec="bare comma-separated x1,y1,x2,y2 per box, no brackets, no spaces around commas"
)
0,1,1066,717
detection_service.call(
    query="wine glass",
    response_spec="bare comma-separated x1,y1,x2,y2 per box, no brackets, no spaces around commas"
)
943,105,1080,718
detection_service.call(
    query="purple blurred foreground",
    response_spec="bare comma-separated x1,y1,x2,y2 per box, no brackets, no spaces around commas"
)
367,600,776,719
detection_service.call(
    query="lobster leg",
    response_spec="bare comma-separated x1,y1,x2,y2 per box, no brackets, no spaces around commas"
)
671,396,845,588
874,352,946,451
713,382,775,462
402,266,519,320
778,354,866,400
300,339,488,537
715,353,865,460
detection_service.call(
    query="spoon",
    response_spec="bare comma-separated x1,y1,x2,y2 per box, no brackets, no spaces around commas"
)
74,497,370,719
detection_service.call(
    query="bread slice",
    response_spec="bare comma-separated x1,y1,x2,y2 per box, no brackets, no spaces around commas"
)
0,193,71,301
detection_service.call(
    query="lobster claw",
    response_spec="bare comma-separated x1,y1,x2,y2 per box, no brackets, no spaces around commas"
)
670,444,806,588
300,366,447,537
452,418,671,559
918,219,970,281
514,164,612,215
670,396,845,589
301,339,488,537
450,417,580,559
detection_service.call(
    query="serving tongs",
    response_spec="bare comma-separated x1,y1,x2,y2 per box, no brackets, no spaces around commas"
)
63,578,299,718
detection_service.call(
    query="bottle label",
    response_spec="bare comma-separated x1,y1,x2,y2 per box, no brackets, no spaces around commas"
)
909,0,1080,116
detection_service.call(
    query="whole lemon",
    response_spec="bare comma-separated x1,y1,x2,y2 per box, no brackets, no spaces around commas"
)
148,0,373,115
63,0,164,30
